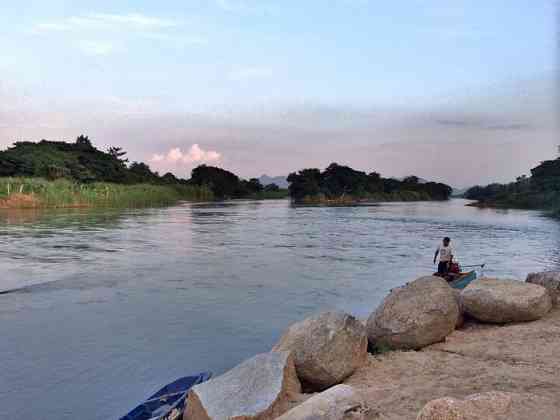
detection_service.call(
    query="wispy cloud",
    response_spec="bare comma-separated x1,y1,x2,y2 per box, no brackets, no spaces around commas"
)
77,40,116,56
228,66,273,81
34,13,178,33
151,144,221,167
32,12,204,56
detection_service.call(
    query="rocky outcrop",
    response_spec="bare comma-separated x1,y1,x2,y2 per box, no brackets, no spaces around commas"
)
452,288,465,328
366,276,459,350
184,351,301,420
275,385,367,420
461,278,551,323
417,391,559,420
527,271,560,305
273,311,367,390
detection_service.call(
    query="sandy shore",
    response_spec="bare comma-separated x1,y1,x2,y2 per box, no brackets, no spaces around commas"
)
345,306,560,419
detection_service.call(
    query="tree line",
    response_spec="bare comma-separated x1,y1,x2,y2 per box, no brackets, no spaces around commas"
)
465,157,560,211
287,163,452,202
0,137,453,202
0,136,278,199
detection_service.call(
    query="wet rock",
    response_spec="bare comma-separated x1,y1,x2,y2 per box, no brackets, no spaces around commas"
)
527,271,560,305
461,278,551,323
276,384,366,420
273,311,367,391
417,391,559,420
366,276,459,350
184,351,301,420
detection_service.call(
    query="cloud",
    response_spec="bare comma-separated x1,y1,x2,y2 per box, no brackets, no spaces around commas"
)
34,13,177,33
150,144,221,167
435,118,532,131
77,40,116,56
228,66,273,81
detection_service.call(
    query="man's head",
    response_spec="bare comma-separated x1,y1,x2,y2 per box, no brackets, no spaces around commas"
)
443,237,451,246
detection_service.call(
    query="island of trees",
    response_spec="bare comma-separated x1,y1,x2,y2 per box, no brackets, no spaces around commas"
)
287,163,453,203
0,136,285,207
464,156,560,217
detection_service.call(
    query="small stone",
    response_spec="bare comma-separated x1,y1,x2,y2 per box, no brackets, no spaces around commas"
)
276,384,366,420
417,391,559,420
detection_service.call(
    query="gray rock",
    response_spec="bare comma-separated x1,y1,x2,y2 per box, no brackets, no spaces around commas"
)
273,311,367,391
461,278,552,323
452,288,465,328
366,276,459,350
184,351,301,420
276,385,366,420
417,391,559,420
527,271,560,305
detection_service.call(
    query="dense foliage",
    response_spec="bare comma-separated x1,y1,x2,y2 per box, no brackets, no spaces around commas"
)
465,158,560,213
0,136,180,185
0,137,288,204
287,163,452,203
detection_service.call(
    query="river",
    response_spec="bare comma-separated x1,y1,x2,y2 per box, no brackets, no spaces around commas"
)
1,199,559,419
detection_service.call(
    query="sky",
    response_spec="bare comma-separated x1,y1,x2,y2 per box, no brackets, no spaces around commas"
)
0,0,558,187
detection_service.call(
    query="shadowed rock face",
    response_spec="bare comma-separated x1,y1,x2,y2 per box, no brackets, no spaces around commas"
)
461,278,551,323
273,311,367,391
275,385,366,420
417,391,559,420
184,351,301,420
366,276,459,350
527,271,560,305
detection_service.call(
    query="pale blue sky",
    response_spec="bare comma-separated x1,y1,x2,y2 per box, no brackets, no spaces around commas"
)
0,1,557,186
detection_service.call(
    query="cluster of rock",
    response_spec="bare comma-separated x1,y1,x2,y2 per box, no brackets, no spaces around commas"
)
183,270,560,420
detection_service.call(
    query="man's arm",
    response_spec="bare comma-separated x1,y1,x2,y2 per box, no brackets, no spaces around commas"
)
433,248,439,264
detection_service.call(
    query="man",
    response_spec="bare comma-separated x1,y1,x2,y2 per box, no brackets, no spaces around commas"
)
434,237,454,276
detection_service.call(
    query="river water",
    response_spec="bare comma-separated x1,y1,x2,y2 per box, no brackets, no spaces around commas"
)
1,199,559,419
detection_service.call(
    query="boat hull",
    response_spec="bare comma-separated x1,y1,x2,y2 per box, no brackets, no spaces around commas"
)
120,372,212,420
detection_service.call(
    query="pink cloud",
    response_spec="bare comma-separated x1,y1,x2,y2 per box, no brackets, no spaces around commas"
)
150,144,221,170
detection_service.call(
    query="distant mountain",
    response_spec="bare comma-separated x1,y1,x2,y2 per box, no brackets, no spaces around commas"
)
259,175,289,189
452,187,469,197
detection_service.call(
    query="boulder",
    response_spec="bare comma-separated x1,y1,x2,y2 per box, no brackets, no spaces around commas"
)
272,311,367,390
527,271,560,305
461,278,552,323
452,288,465,329
366,276,459,350
417,391,559,420
275,385,366,420
184,351,301,420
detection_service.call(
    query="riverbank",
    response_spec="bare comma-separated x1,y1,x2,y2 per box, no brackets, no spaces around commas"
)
294,191,441,205
182,272,560,420
0,177,213,208
347,304,560,418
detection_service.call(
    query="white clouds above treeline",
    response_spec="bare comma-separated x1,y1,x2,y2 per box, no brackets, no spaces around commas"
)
150,144,221,173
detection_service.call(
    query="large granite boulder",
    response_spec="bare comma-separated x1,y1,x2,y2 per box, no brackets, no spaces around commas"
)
527,271,560,305
461,278,552,323
366,276,459,350
184,351,301,420
273,311,367,391
276,385,366,420
452,288,465,329
417,391,559,420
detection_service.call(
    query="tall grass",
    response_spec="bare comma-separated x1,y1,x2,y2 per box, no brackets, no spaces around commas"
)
0,177,213,208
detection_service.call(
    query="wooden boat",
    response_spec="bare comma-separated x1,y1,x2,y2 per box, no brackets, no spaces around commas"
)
119,372,212,420
448,270,477,289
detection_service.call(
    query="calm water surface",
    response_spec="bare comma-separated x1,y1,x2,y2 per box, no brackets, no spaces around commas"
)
1,199,559,419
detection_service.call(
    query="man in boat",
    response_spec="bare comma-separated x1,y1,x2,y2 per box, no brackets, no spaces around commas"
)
434,237,454,277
